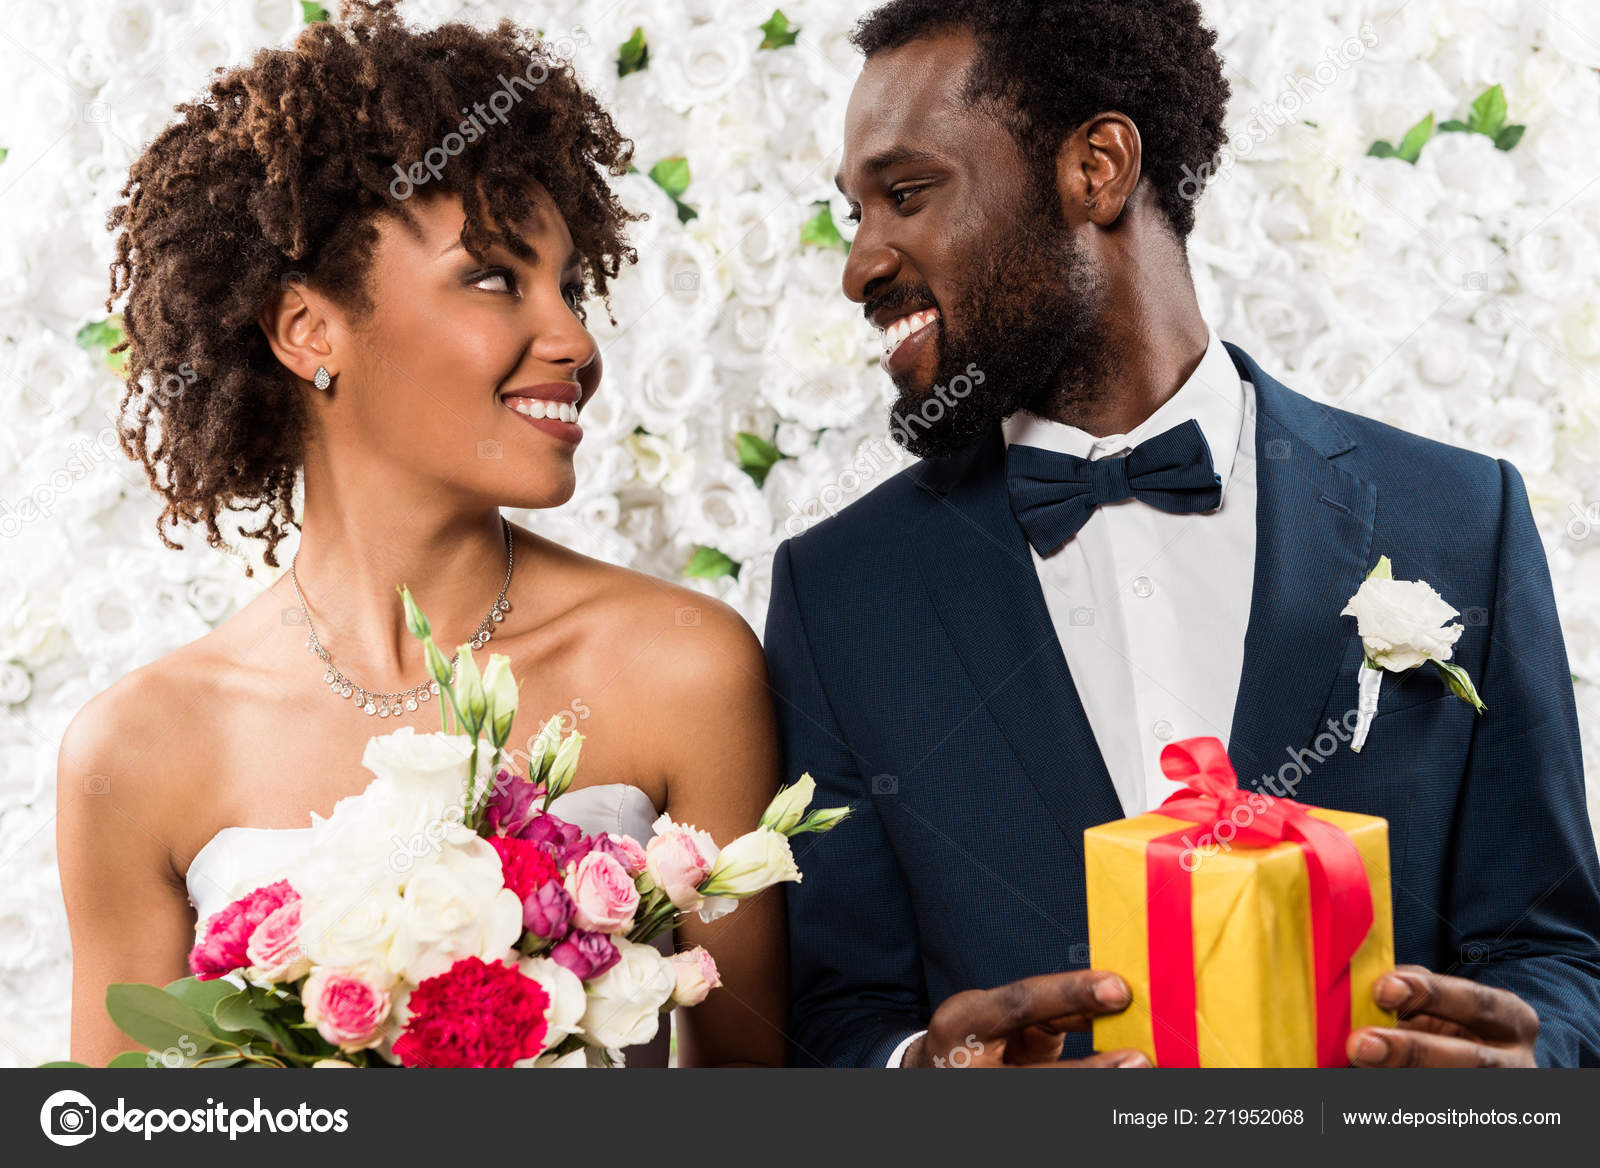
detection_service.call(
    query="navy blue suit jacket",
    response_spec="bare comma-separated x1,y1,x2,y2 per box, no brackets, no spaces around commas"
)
766,341,1600,1067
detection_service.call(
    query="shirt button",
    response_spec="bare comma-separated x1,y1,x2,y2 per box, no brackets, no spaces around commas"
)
1132,576,1155,598
1153,720,1174,741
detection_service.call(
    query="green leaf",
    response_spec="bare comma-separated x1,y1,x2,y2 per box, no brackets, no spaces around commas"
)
0,147,8,164
736,431,784,486
299,1,330,23
648,156,690,200
1468,84,1507,137
164,975,240,1017
684,545,739,580
617,26,649,77
1366,140,1397,159
1433,659,1487,713
1396,113,1435,164
213,991,273,1040
107,1050,159,1068
800,201,847,251
105,982,227,1053
1367,555,1394,581
759,9,800,50
674,199,698,225
37,1060,91,1068
1438,119,1472,133
1494,123,1526,152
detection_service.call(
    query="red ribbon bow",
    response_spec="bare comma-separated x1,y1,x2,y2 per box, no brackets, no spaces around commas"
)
1143,736,1375,1067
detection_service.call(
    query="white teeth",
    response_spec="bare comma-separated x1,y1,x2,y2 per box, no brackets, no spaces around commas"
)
881,309,940,359
507,398,581,425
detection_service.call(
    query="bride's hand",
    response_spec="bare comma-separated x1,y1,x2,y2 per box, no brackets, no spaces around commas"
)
902,970,1150,1068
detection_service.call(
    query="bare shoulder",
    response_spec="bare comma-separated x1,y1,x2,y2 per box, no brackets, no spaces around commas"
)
529,531,769,695
56,641,217,860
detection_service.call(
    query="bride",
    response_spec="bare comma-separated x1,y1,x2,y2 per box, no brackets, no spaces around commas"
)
55,1,786,1068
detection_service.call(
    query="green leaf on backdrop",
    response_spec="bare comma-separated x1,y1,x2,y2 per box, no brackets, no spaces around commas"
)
648,156,690,200
1467,84,1508,136
300,2,330,23
800,201,848,251
685,545,739,580
617,26,649,77
1394,112,1435,164
760,9,801,50
736,431,784,486
75,316,127,372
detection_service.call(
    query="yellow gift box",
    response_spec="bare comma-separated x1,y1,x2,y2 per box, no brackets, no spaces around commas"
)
1086,746,1395,1067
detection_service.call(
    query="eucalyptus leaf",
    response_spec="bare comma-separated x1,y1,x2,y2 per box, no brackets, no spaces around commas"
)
214,991,274,1039
108,1050,160,1068
105,983,228,1052
37,1060,91,1068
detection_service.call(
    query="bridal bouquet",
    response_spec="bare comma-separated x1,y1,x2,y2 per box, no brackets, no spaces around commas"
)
72,587,847,1069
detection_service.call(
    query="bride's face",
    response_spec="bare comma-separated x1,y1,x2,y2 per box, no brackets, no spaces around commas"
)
332,186,601,510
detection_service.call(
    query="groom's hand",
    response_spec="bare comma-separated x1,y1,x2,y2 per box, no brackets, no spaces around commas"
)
902,970,1150,1068
1348,964,1539,1067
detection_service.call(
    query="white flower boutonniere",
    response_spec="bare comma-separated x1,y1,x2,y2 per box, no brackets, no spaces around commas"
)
1340,555,1487,752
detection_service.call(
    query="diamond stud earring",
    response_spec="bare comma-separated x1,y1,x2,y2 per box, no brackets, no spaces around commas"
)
313,366,332,391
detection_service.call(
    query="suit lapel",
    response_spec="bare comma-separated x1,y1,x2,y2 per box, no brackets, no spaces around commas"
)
909,432,1124,852
1223,342,1378,796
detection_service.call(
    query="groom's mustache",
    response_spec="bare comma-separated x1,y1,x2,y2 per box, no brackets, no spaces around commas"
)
864,282,940,330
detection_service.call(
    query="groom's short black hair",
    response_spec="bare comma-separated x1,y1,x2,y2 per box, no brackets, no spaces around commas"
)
849,0,1231,240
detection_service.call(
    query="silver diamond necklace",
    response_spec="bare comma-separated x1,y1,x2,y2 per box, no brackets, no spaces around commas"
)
290,516,514,718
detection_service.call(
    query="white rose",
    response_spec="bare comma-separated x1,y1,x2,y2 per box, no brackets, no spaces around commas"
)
387,837,523,984
654,23,757,112
361,727,474,800
517,955,588,1053
1341,571,1464,671
634,340,715,433
298,885,404,978
579,939,676,1051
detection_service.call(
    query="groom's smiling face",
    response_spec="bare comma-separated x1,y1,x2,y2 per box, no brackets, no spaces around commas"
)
836,28,1114,458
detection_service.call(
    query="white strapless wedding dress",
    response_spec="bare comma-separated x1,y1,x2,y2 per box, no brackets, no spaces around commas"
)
185,783,673,1068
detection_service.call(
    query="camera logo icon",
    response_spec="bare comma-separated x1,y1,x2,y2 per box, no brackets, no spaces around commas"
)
40,1089,97,1146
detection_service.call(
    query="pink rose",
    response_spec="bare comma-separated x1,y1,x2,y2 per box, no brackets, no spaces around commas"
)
562,852,639,935
189,880,298,981
303,967,392,1051
595,832,648,877
645,817,718,912
667,946,722,1007
245,900,308,982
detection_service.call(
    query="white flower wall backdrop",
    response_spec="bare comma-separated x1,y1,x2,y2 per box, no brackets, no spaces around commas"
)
0,0,1597,1065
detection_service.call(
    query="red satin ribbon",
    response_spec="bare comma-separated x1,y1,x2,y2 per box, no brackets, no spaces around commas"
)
1144,736,1374,1067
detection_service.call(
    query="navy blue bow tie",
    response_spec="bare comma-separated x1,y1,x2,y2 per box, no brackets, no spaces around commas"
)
1005,418,1223,556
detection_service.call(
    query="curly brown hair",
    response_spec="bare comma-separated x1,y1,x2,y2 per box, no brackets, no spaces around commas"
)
107,0,638,573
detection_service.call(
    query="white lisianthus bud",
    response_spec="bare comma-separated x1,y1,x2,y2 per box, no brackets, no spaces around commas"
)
454,643,487,731
759,773,815,833
399,585,431,640
547,731,584,799
793,805,851,835
525,717,562,785
481,654,518,747
700,828,800,898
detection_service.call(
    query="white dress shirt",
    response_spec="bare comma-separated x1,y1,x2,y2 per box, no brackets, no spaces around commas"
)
886,326,1256,1068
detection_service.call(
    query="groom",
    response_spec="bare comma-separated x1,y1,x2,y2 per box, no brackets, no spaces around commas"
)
764,0,1600,1067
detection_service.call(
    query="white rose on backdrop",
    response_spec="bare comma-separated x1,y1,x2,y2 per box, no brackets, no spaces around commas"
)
622,428,697,495
579,938,675,1050
667,461,773,563
632,338,715,433
1506,212,1596,304
1532,0,1600,67
654,23,758,112
1415,131,1521,226
713,299,781,370
1461,395,1557,475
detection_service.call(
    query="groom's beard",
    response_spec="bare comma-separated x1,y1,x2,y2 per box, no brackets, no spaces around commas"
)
887,210,1118,460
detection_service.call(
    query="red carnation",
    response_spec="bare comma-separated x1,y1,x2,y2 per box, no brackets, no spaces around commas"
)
188,879,299,981
392,957,551,1069
488,833,560,900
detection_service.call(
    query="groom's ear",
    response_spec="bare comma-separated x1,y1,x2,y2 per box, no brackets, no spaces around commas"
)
258,279,337,385
1053,111,1144,230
